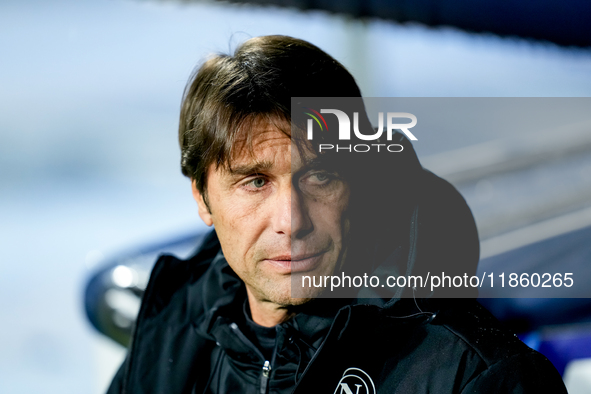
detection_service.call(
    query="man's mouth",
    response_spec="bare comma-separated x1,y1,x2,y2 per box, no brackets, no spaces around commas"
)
265,251,326,273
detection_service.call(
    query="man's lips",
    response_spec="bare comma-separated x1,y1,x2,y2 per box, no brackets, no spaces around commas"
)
264,251,326,273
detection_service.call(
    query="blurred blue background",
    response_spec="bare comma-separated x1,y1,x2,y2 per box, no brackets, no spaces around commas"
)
1,0,591,393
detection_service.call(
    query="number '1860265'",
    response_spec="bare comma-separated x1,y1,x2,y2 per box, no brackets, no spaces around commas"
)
490,273,574,288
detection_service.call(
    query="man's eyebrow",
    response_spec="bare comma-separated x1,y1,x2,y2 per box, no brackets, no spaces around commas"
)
294,157,334,177
227,161,274,176
302,158,325,169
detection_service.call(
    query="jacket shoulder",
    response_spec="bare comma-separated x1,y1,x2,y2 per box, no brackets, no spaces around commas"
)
433,300,567,392
434,300,535,364
459,351,567,393
109,230,222,393
140,229,220,317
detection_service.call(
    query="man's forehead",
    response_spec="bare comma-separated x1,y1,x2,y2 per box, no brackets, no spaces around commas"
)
209,122,288,174
231,124,291,163
207,121,319,179
236,128,289,151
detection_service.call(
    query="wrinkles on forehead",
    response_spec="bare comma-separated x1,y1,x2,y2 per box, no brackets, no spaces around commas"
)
221,117,291,171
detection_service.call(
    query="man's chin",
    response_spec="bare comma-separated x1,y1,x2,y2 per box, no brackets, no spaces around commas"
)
271,285,327,307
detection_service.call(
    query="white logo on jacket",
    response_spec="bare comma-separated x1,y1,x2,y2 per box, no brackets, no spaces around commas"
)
333,367,376,394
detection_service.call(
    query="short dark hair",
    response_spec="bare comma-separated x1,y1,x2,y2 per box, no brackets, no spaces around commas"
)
178,35,362,194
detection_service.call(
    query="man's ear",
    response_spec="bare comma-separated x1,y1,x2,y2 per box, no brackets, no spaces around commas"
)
192,180,213,226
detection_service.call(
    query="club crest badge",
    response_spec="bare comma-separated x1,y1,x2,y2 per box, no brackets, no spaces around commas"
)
333,367,376,394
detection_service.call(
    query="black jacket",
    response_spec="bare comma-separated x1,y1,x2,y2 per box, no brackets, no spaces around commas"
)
108,136,566,393
107,230,566,394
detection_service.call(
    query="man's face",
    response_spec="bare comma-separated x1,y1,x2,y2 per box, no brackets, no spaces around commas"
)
193,122,350,308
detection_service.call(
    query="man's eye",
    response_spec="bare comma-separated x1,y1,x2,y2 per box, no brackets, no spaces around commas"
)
247,178,267,188
312,173,329,182
304,172,333,186
298,170,343,196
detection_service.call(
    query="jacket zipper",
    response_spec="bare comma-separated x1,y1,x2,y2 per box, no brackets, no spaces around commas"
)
260,360,271,394
229,322,274,394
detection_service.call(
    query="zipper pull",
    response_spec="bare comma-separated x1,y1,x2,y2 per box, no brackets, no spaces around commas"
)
260,360,271,394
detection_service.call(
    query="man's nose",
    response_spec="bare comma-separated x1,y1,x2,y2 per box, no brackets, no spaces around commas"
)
290,185,313,239
272,183,312,237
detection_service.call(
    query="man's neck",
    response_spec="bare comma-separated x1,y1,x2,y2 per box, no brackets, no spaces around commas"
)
246,289,295,327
